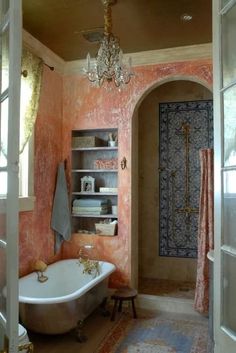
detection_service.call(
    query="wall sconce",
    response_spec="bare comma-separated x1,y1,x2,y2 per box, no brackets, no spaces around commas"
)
120,157,127,170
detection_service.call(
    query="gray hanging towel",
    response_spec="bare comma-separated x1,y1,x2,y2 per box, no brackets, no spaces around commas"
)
51,162,71,253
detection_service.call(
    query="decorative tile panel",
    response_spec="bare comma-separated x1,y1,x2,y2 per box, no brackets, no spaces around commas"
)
159,100,213,258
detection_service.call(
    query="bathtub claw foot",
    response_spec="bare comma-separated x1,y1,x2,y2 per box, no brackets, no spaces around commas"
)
76,320,87,343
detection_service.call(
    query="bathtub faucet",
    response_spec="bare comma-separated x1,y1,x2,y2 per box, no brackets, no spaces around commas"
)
34,260,48,283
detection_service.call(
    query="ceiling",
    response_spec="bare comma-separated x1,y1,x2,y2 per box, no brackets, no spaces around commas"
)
22,0,212,62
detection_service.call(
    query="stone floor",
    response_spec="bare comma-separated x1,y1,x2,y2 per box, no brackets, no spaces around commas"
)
28,307,211,353
28,308,119,353
28,279,198,353
139,277,196,299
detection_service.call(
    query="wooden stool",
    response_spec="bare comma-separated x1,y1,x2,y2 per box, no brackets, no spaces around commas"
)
111,287,138,321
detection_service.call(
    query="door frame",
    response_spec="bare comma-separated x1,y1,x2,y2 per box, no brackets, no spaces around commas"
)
213,0,236,352
0,0,22,352
130,75,213,289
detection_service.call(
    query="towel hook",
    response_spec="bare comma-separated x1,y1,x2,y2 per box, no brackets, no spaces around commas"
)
120,157,127,170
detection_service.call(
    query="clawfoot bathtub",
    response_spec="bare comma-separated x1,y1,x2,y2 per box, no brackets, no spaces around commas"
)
19,259,115,335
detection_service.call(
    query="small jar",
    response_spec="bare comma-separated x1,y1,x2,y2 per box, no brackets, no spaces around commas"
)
108,140,117,147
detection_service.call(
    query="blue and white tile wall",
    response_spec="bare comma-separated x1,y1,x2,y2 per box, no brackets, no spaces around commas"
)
159,100,213,258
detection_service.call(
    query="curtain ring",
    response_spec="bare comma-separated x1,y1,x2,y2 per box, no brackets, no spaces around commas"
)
120,157,127,170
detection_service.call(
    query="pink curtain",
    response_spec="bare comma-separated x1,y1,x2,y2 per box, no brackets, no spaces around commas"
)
194,149,214,314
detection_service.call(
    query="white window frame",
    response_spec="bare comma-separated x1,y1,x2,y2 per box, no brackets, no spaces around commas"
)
19,132,35,210
0,133,35,212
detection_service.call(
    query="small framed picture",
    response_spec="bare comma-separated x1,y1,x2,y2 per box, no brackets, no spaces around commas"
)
81,176,95,193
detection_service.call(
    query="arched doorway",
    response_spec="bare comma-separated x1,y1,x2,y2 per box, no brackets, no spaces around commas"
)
131,79,213,300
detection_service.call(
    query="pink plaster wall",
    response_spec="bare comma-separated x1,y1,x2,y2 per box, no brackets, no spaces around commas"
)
19,67,63,276
61,59,213,287
17,59,212,286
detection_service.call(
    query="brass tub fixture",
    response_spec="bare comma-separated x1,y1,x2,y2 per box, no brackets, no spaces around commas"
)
34,260,48,283
78,248,100,277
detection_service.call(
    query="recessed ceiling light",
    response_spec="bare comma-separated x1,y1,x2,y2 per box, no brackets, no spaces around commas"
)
181,13,193,22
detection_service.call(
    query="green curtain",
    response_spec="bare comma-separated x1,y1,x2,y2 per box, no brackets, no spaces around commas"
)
0,47,43,158
20,47,43,154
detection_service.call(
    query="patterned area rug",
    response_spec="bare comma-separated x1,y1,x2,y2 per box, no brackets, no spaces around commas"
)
96,312,209,353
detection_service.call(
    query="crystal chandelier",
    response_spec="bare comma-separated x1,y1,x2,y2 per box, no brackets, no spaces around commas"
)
84,0,134,87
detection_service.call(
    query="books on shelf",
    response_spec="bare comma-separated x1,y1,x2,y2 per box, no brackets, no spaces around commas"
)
94,158,118,170
99,187,118,193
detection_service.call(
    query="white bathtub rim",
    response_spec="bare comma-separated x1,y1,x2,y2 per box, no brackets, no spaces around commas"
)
18,259,116,305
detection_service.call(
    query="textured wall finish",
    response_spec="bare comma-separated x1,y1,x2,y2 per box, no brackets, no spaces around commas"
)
19,67,63,277
62,60,213,287
17,59,212,285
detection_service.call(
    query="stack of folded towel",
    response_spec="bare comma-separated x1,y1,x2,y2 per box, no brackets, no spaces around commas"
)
72,198,109,215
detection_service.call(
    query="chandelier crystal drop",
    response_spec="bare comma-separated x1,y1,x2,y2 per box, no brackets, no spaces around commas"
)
84,0,134,87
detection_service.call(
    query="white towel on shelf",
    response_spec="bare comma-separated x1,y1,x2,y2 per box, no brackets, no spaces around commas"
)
51,162,71,253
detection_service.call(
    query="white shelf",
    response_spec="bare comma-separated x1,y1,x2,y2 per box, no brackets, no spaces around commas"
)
72,147,118,151
71,128,119,235
72,192,118,196
72,169,118,173
72,213,118,218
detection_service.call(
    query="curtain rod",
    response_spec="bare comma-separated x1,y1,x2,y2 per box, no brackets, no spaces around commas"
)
21,61,54,78
43,61,54,71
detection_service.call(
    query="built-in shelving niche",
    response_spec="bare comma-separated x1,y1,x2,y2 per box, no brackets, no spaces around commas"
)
71,128,118,236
